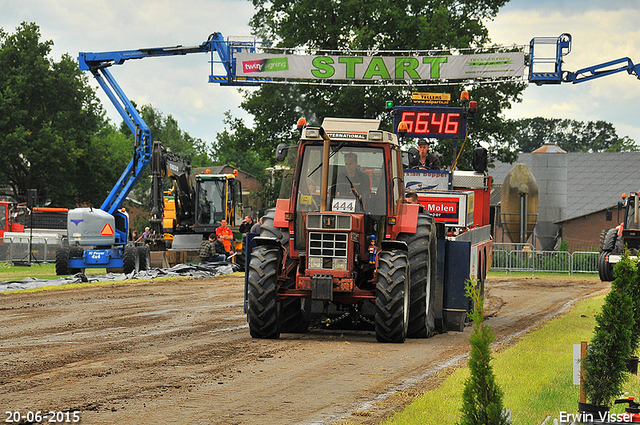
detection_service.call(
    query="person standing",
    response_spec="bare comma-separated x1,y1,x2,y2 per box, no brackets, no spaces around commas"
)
405,192,419,204
135,227,150,243
239,215,254,235
216,220,234,252
414,140,441,170
250,216,263,234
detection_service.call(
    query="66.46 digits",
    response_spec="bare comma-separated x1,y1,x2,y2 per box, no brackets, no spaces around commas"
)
5,411,80,423
400,111,461,135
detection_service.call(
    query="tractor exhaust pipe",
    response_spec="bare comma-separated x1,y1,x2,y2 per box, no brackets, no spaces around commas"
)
319,127,331,212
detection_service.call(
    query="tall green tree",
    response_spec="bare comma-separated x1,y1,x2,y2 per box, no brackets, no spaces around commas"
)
0,22,126,208
215,0,525,190
512,117,638,153
118,103,214,205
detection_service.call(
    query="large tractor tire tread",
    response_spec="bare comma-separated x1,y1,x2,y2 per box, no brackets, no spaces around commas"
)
137,246,151,271
247,246,281,339
602,228,618,253
260,208,288,245
599,251,615,282
375,250,409,343
123,246,139,274
55,247,71,276
398,213,437,338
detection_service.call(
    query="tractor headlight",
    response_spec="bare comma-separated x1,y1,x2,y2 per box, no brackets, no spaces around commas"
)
309,256,323,269
332,258,347,270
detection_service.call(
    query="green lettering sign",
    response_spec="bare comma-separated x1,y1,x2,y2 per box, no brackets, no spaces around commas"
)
338,57,364,79
422,57,449,78
363,58,391,79
312,56,335,78
395,57,420,79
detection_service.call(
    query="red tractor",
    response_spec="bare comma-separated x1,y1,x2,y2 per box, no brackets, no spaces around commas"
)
599,191,640,281
246,118,437,343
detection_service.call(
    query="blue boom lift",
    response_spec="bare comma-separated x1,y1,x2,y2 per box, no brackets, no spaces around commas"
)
55,33,268,275
528,33,640,281
529,33,640,85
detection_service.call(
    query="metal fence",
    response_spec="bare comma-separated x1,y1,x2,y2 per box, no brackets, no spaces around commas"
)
0,238,62,264
492,243,598,274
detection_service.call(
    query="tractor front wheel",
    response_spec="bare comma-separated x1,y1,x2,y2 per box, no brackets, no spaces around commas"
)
375,250,409,343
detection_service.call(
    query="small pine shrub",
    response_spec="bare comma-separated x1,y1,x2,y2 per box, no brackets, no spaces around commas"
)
458,279,510,425
583,251,635,406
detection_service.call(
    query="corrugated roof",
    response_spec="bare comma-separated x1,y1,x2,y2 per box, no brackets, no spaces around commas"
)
490,152,640,221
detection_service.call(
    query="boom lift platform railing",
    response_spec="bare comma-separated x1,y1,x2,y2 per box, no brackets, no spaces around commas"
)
529,33,640,85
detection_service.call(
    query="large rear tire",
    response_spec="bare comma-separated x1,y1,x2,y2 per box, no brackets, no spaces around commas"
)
398,213,437,338
259,208,307,333
375,250,409,343
602,228,617,252
247,246,281,339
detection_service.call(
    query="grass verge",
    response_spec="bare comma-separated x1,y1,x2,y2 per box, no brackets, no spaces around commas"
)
0,262,105,281
380,294,639,425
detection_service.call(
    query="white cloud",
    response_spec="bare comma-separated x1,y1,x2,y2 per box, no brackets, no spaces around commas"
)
3,0,640,147
487,3,640,144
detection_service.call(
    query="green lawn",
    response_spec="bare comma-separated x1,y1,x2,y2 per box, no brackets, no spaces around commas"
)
0,262,104,281
381,294,639,425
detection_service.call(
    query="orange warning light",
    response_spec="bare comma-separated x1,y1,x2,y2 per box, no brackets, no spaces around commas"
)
101,223,114,236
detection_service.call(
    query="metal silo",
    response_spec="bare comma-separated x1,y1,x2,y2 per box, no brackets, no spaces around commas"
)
531,142,567,251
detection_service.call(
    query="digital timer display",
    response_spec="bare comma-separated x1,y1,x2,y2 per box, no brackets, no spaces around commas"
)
393,106,467,139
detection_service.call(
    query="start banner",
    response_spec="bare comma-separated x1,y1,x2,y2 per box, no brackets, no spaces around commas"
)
235,52,524,82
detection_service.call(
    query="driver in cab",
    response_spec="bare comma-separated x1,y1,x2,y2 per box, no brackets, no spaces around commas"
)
336,152,371,203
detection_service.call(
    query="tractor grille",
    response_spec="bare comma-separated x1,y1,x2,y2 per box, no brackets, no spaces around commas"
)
308,232,348,270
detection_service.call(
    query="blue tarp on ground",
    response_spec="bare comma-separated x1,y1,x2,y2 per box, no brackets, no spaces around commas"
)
0,262,243,293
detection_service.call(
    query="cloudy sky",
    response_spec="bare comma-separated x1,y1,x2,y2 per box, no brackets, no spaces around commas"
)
2,0,640,147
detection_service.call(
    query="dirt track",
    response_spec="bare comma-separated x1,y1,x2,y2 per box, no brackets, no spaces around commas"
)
0,273,608,425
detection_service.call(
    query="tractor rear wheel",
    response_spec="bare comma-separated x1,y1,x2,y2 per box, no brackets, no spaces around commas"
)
123,246,139,274
55,247,71,276
247,246,281,339
602,228,617,252
398,213,437,338
375,250,409,343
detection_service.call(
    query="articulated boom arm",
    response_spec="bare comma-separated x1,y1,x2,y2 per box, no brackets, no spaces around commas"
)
529,33,640,85
79,32,269,216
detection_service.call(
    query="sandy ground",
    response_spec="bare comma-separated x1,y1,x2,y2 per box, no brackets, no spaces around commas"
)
0,273,608,425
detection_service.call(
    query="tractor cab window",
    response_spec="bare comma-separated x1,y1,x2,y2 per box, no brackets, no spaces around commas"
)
197,178,226,226
298,144,387,215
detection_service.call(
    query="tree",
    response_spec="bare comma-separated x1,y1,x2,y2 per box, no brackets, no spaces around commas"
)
119,103,213,206
0,22,126,208
512,117,638,153
459,278,510,425
214,0,525,200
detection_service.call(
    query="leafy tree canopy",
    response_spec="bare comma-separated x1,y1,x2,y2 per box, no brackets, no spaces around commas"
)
213,0,525,200
118,103,214,206
512,117,638,153
0,22,129,208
